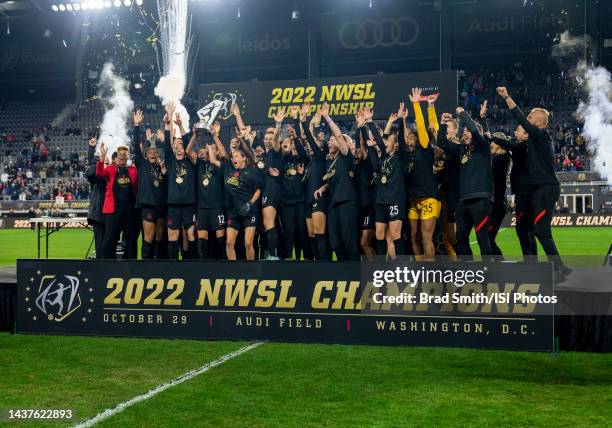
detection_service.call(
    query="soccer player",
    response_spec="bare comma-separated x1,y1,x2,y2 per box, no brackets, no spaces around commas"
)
314,103,360,261
96,142,138,259
478,101,510,257
280,107,311,259
437,108,493,258
353,110,376,259
253,107,284,260
363,105,407,258
406,89,442,260
85,137,105,258
302,109,330,260
132,110,166,259
486,129,537,258
223,148,264,260
186,122,227,259
497,87,569,277
163,102,197,260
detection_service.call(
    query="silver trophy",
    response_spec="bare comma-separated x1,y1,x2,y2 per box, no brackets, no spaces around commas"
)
196,93,237,130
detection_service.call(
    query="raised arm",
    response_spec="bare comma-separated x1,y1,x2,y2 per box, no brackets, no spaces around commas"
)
207,138,221,168
496,86,545,139
96,143,110,179
163,102,175,165
185,128,199,164
272,109,285,152
363,106,385,153
289,126,309,163
409,88,429,149
86,137,98,184
396,103,409,161
209,121,227,160
478,100,490,134
321,103,350,156
132,110,145,166
383,111,398,136
231,103,247,132
427,94,439,133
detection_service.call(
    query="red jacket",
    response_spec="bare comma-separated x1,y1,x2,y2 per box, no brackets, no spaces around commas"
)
96,162,138,214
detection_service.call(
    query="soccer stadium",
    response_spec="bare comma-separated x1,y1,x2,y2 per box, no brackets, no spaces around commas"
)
0,0,611,426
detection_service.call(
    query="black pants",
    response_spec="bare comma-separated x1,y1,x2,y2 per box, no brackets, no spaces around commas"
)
280,201,311,260
328,200,360,261
489,199,507,256
514,191,538,257
455,197,493,257
101,202,138,259
531,184,565,269
91,221,105,259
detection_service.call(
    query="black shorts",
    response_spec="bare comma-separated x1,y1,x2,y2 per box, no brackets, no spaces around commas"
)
141,205,163,223
262,193,280,210
375,203,404,223
227,213,258,230
360,206,375,230
311,194,328,215
167,204,195,230
196,207,226,231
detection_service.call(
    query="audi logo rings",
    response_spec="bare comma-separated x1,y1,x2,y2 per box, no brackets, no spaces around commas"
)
338,17,420,50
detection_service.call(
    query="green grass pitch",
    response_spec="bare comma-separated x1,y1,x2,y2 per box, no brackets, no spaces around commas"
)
0,226,609,266
1,227,611,426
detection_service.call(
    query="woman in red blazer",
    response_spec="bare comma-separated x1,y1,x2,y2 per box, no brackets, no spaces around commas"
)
96,142,139,259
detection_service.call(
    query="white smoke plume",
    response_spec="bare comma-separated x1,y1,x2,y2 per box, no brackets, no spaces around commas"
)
553,31,612,184
576,64,612,184
155,0,192,136
98,63,134,161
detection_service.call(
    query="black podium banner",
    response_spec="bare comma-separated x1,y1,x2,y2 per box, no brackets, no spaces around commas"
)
16,259,553,351
197,71,457,125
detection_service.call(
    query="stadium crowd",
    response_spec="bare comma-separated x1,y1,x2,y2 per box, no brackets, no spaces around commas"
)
0,66,591,204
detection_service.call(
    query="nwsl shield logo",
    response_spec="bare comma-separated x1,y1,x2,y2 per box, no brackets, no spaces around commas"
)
196,92,237,130
35,275,81,322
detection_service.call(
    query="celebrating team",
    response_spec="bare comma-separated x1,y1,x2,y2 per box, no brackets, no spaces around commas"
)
87,86,570,279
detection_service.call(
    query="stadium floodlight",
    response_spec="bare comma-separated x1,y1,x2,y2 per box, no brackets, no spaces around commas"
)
66,3,72,11
113,0,121,7
87,1,95,9
95,1,103,9
81,2,88,10
59,4,66,11
136,0,143,5
104,0,112,8
51,4,59,11
73,3,80,10
123,0,131,6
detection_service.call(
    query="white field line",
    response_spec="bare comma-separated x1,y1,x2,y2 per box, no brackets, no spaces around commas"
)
72,341,265,428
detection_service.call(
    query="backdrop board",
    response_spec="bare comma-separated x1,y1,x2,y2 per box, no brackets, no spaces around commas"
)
197,71,458,125
17,259,554,351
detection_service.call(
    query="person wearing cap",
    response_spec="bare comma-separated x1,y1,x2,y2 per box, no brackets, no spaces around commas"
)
132,109,167,259
96,140,138,259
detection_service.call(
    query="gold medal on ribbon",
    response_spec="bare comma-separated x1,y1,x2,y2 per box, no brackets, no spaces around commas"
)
381,175,388,184
288,168,297,176
176,176,183,184
461,154,469,164
349,170,355,178
153,180,159,188
203,178,210,187
257,160,265,169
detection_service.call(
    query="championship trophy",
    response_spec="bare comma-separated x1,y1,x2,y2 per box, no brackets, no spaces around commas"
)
195,92,237,130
